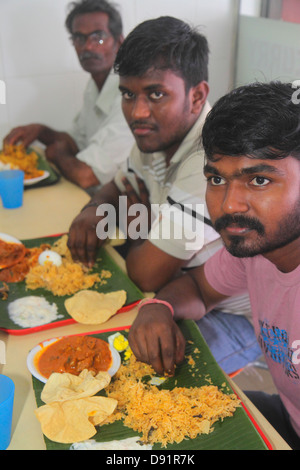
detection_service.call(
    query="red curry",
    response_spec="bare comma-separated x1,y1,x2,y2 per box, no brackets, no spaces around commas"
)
0,241,50,283
0,239,27,269
36,335,112,379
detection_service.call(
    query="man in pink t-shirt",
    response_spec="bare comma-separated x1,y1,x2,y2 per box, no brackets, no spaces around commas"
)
128,82,300,449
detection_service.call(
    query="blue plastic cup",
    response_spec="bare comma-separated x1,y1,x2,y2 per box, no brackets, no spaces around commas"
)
0,374,15,450
0,169,24,209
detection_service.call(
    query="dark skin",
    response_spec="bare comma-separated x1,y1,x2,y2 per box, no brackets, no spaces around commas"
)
129,155,300,375
67,68,209,292
3,12,122,190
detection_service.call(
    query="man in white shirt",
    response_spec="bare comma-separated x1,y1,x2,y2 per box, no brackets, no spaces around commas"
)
3,0,134,194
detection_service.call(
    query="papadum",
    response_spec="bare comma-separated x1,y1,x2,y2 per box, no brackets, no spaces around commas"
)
41,369,111,404
64,289,127,324
35,396,117,443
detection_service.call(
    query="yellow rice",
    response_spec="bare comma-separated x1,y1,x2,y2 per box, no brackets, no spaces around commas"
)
0,145,44,180
105,355,240,447
25,235,101,296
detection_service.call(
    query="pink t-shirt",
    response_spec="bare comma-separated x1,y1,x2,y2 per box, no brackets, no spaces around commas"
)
205,247,300,437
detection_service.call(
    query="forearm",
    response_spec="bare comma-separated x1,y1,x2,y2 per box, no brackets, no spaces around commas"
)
52,153,99,189
153,271,207,321
125,240,185,292
84,180,121,208
38,126,71,146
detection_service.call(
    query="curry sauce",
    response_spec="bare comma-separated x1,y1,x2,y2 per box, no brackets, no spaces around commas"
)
36,335,112,379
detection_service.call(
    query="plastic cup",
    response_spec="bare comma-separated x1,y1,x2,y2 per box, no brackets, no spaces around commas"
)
0,374,15,450
0,169,24,209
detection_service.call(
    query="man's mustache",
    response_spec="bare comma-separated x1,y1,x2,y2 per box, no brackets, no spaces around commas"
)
214,214,265,235
130,121,157,131
79,51,102,61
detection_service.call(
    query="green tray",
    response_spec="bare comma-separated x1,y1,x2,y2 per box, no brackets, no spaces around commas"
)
0,235,144,334
32,320,271,450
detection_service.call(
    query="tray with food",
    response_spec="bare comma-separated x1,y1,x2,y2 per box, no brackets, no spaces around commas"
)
0,233,144,334
29,321,272,450
0,145,59,187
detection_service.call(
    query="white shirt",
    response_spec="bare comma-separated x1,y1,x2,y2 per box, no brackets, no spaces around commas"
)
70,73,134,186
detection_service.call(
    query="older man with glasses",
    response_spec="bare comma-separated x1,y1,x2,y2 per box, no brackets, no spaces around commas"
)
3,0,134,195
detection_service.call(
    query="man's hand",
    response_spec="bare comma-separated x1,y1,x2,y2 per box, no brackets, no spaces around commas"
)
3,124,44,148
67,181,121,266
128,304,186,376
67,205,104,267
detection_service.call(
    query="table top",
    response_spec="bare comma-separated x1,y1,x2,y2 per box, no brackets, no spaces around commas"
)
0,175,291,450
0,176,90,241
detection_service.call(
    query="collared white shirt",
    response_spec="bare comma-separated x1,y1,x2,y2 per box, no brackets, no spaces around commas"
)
70,73,134,186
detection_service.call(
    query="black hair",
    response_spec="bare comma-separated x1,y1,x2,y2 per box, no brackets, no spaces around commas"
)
114,16,209,92
202,81,300,162
65,0,123,40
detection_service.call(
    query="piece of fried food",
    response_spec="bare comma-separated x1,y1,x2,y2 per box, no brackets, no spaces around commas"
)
35,396,117,443
41,369,111,404
64,290,127,324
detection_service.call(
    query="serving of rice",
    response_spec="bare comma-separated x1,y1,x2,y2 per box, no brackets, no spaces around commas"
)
104,355,240,448
0,145,44,180
25,235,103,296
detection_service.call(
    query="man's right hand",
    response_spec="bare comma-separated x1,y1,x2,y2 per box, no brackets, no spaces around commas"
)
3,124,44,148
67,205,106,267
67,181,122,267
128,304,186,376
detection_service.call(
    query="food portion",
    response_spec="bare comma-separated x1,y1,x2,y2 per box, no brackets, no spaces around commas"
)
8,296,63,328
70,437,153,450
41,369,111,404
38,250,62,267
64,290,127,324
0,238,27,269
35,335,113,379
0,144,44,180
0,239,50,283
35,368,117,444
1,234,131,331
25,235,103,296
31,329,243,449
105,354,241,447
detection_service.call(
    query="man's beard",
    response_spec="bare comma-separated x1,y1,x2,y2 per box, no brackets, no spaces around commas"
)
214,208,300,258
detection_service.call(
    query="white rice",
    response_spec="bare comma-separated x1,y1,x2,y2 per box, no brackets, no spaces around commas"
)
70,436,152,450
8,296,63,328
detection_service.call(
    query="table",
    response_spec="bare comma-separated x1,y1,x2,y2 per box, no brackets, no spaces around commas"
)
0,177,291,450
0,176,90,240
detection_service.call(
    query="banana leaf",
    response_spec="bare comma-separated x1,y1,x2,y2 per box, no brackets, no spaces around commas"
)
32,320,270,450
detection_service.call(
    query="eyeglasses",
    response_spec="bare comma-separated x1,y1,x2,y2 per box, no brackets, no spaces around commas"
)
70,30,111,47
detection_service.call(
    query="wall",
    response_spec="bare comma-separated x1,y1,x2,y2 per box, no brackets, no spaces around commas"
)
235,15,300,87
0,0,239,142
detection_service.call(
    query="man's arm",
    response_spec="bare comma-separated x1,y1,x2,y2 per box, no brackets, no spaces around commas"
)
128,264,229,375
120,175,187,292
3,123,98,188
67,180,121,266
45,141,99,189
126,241,186,292
3,124,74,148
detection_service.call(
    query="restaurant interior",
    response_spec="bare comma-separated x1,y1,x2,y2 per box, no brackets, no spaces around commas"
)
0,0,299,452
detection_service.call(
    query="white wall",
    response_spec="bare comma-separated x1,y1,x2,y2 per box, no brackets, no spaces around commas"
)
0,0,239,142
235,15,300,87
